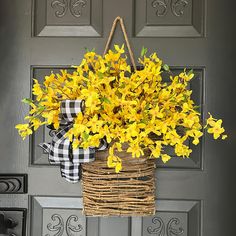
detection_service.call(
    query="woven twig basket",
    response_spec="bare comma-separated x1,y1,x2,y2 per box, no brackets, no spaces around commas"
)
81,147,156,216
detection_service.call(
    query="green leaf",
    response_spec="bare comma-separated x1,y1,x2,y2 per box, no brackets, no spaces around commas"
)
107,62,112,68
145,104,150,110
193,105,201,112
141,119,148,124
163,64,170,71
193,105,200,109
141,47,148,57
22,98,33,104
187,69,194,76
38,105,45,109
183,94,188,101
101,97,111,104
98,72,104,79
37,106,45,113
82,132,90,141
85,47,96,53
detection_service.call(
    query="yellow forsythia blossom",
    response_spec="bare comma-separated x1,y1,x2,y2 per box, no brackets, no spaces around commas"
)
16,45,227,172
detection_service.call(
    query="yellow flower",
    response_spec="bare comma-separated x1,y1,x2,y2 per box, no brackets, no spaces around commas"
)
150,105,164,121
179,70,194,82
151,147,161,158
150,52,160,63
87,134,101,148
114,44,125,54
206,113,216,127
100,125,113,143
150,141,162,158
165,130,181,145
29,103,38,115
85,51,96,59
183,117,194,128
107,154,122,173
175,144,192,157
71,124,88,137
42,110,60,128
158,89,170,101
44,73,55,87
207,119,225,139
206,113,226,139
185,129,203,145
105,50,120,62
182,102,192,113
86,114,103,133
125,123,139,139
115,162,122,173
161,154,171,163
85,91,101,114
24,116,44,131
15,124,29,130
72,139,81,149
127,143,144,158
222,135,227,140
120,64,131,72
99,61,107,73
31,118,43,131
57,69,68,83
15,124,32,140
32,79,44,101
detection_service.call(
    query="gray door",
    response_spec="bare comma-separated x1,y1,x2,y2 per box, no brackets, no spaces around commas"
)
0,0,235,235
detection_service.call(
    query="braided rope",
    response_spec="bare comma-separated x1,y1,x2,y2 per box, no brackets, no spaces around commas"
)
103,16,137,71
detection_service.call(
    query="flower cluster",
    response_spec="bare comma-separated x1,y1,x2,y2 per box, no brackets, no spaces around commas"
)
16,45,227,172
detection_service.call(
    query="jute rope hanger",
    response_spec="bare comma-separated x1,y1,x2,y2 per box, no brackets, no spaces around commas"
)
103,16,137,71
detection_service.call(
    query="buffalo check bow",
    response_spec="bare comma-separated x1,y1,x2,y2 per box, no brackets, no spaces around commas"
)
39,100,107,183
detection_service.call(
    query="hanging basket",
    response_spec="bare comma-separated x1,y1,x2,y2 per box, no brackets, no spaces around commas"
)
81,147,156,217
81,16,156,217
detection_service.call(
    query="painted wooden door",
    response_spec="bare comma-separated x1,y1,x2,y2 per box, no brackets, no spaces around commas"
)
0,0,235,235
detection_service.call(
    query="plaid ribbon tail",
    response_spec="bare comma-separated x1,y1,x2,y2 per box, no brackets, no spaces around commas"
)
38,143,51,153
60,163,82,183
96,139,108,151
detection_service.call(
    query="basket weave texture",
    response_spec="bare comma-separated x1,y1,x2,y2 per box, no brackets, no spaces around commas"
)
82,148,156,217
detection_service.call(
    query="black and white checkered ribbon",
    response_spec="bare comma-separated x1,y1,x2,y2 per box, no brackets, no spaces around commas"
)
39,100,107,183
61,99,84,122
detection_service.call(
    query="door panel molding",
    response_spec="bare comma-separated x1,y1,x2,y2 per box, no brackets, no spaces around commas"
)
0,174,28,194
0,208,27,236
132,199,201,236
134,0,205,37
31,196,96,236
33,0,103,37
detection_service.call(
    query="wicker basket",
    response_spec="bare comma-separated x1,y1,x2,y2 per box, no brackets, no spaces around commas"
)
81,147,156,217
